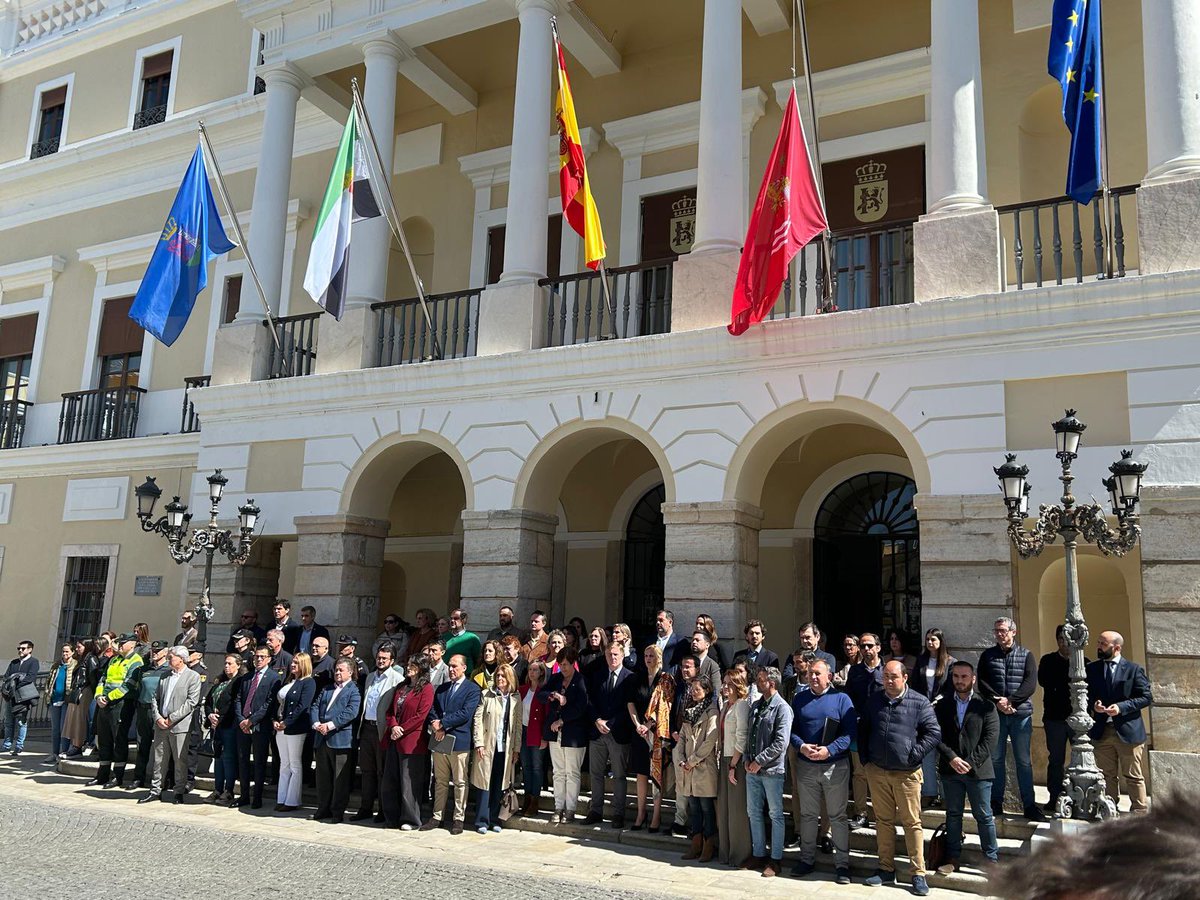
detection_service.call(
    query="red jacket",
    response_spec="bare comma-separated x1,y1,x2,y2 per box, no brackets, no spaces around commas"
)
385,683,434,755
520,683,549,748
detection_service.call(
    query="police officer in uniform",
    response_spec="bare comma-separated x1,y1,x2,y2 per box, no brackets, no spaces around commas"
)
131,643,169,788
86,633,144,789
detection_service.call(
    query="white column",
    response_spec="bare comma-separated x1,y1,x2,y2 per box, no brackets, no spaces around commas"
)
240,63,304,322
499,0,555,284
691,0,743,254
347,37,403,307
1143,0,1200,182
927,0,988,212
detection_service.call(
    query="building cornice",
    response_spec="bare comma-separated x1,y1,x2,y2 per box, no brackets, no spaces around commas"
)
0,254,65,295
0,432,198,479
458,127,599,191
771,47,930,117
602,87,767,160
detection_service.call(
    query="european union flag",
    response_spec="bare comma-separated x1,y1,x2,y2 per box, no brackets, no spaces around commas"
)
1048,0,1103,205
130,143,235,346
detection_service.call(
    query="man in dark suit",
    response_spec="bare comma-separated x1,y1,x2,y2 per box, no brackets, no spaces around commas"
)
225,609,267,653
583,643,634,827
422,654,481,835
272,599,303,654
934,661,1000,872
653,609,687,672
297,605,331,656
235,645,280,809
310,658,362,823
784,622,838,678
732,619,780,682
1087,630,1153,813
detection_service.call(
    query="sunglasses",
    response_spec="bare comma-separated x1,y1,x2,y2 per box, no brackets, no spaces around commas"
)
859,642,877,649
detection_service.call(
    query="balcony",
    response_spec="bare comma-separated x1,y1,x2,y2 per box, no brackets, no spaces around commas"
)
539,258,674,347
181,375,210,433
268,312,320,379
29,136,60,159
0,399,32,450
372,288,481,367
773,225,914,319
58,385,145,444
132,104,167,130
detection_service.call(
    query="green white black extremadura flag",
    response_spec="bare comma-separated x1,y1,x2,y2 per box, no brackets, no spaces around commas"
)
303,108,383,320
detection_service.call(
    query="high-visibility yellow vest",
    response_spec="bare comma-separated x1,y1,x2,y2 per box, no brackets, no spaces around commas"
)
97,652,143,703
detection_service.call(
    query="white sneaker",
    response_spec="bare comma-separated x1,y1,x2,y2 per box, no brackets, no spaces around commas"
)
400,824,414,831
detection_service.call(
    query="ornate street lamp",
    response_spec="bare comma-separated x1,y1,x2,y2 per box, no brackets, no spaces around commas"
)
135,470,261,653
993,410,1147,821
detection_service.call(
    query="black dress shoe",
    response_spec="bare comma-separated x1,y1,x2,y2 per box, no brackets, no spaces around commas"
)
1023,805,1047,821
311,811,331,821
418,819,438,831
137,794,160,804
170,795,183,805
582,813,602,825
85,777,104,787
235,797,251,808
610,817,625,830
349,811,373,821
374,813,386,823
103,779,120,789
250,799,263,810
328,815,344,824
449,820,464,835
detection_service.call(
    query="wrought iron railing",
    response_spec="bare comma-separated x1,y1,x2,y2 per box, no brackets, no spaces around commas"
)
254,76,266,95
0,398,31,450
25,672,52,728
30,136,60,159
371,289,481,367
181,375,209,433
268,312,319,379
997,185,1137,290
540,258,674,348
772,225,915,319
132,104,167,129
58,385,145,443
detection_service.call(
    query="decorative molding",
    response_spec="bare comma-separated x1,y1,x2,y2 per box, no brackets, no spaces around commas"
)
0,432,198,479
793,454,914,529
24,71,75,161
603,88,767,160
50,543,120,650
458,127,599,190
0,254,65,295
62,475,130,522
126,35,183,131
0,484,12,525
383,534,462,553
771,48,931,118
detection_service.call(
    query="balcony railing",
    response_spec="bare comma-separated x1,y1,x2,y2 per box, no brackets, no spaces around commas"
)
371,289,481,367
181,375,209,433
0,398,32,449
268,312,320,379
30,136,60,159
132,103,167,130
58,385,145,444
997,185,1137,290
540,258,674,348
772,225,915,319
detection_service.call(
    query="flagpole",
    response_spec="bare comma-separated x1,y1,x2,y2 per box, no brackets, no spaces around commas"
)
795,0,834,311
1094,0,1115,279
349,80,444,361
551,17,617,338
197,121,287,367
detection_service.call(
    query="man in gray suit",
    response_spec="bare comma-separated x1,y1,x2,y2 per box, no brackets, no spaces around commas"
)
138,646,202,805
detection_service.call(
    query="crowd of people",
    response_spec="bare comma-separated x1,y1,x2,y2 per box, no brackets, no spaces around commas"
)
1,601,1154,897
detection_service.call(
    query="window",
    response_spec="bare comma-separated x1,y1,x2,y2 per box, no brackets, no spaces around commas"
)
221,275,242,324
485,214,563,285
59,556,110,643
253,34,266,95
97,296,143,389
134,50,172,129
31,86,66,159
0,314,36,450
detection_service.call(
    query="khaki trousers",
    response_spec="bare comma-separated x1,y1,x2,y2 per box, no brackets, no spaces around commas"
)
432,750,470,823
852,750,871,816
1095,728,1148,813
865,763,925,876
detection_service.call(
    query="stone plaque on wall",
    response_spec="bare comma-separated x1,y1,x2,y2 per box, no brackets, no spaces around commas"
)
133,575,162,596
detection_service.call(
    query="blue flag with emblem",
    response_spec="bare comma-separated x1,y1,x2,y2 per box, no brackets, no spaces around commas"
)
1047,0,1103,205
129,143,235,346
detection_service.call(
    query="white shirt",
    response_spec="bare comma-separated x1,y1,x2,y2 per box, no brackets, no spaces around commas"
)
495,696,511,751
325,683,344,721
277,680,294,704
522,690,534,727
363,671,390,721
160,670,180,714
655,633,670,652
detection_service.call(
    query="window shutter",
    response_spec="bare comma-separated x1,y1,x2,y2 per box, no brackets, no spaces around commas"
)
0,314,38,358
222,275,242,324
40,86,67,110
97,297,143,356
142,50,173,80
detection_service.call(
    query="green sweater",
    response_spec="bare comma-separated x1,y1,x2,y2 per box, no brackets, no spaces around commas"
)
444,631,482,671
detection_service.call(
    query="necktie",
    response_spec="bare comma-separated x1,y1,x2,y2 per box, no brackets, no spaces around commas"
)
1106,661,1116,691
609,671,618,693
245,671,261,709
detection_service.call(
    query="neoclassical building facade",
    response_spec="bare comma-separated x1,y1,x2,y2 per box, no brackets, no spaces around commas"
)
1,0,1198,792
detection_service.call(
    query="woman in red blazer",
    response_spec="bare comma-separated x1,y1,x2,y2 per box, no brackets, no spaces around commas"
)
380,655,435,830
519,659,550,816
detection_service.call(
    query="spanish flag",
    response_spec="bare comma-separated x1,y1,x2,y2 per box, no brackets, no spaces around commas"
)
553,32,606,270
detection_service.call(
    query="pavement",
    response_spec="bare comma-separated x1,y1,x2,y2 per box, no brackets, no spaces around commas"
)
0,742,978,899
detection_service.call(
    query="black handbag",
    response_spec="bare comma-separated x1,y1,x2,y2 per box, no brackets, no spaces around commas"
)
926,823,948,871
13,681,39,704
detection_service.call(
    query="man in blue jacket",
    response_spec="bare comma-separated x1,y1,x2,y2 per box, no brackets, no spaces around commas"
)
310,658,362,823
422,654,481,835
1087,630,1153,814
859,660,941,897
790,658,857,884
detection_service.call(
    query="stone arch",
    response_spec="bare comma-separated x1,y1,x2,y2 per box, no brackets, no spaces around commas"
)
1032,552,1142,665
793,453,915,529
340,430,473,520
724,398,931,508
514,417,676,516
609,469,670,533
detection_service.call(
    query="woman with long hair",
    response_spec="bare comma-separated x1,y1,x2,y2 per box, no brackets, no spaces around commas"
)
716,667,750,865
204,653,245,804
545,630,569,674
404,608,438,663
882,628,917,674
833,633,861,688
628,644,663,831
273,652,316,812
519,659,550,816
381,654,435,830
579,627,609,673
62,639,95,758
611,623,638,670
538,646,588,824
696,614,729,671
472,663,523,833
43,643,76,762
911,627,955,809
472,640,504,690
644,663,676,834
675,677,720,862
132,623,151,662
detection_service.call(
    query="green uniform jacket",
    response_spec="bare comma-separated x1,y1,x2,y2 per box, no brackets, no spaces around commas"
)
97,652,144,703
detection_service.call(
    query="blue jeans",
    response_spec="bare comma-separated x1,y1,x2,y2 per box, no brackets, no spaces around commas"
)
475,751,506,829
213,726,238,794
746,772,786,860
49,702,69,755
688,795,717,838
991,712,1035,809
920,747,940,798
520,736,545,802
944,774,999,861
3,703,29,752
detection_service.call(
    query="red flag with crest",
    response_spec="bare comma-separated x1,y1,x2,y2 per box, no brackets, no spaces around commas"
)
728,87,827,335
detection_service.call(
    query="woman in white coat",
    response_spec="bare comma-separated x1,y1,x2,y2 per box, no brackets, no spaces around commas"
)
472,663,523,833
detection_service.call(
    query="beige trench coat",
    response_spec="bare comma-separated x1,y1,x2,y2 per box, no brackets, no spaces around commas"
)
470,689,523,791
673,706,719,798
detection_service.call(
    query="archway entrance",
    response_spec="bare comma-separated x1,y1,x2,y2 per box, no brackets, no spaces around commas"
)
622,484,665,645
813,471,920,645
